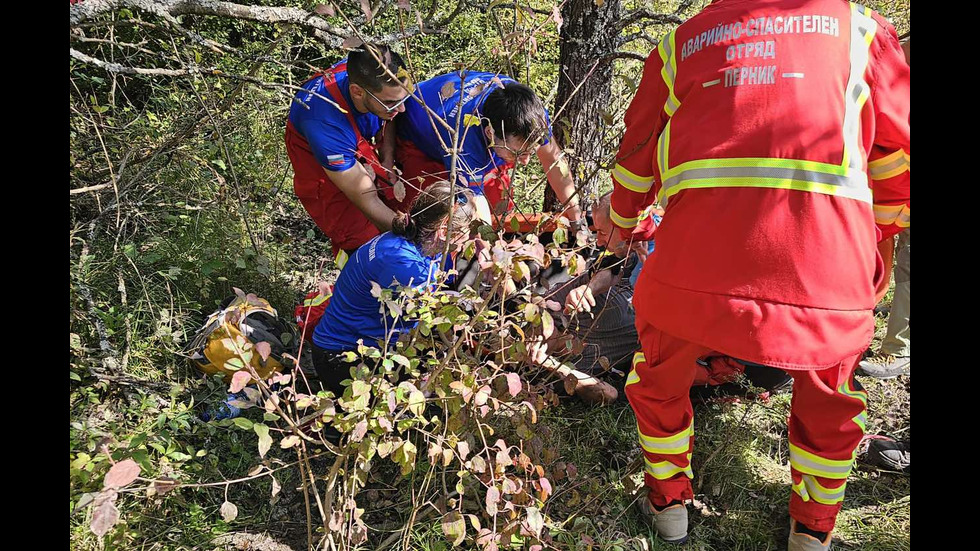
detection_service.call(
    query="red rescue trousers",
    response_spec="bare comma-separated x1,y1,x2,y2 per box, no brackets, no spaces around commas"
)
285,122,384,256
626,319,867,532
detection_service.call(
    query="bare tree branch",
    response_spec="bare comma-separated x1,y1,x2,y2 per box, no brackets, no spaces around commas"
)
613,8,683,33
69,0,438,46
483,1,551,16
617,30,659,48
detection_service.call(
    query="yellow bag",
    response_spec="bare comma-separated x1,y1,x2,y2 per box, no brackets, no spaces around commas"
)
187,293,298,384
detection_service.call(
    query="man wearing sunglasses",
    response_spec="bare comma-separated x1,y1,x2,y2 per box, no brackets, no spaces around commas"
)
393,72,582,226
285,44,411,268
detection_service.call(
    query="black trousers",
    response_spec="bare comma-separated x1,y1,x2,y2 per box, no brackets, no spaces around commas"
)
310,342,350,398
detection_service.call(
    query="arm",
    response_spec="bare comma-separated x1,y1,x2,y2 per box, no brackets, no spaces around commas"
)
325,164,397,232
537,141,583,222
610,49,670,245
564,253,627,315
867,19,911,239
868,15,910,178
302,116,398,232
379,118,397,178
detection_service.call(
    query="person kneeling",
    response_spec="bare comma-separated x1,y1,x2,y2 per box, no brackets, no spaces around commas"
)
309,181,476,396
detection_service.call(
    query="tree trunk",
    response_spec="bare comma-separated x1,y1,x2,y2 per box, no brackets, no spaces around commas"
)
545,0,622,212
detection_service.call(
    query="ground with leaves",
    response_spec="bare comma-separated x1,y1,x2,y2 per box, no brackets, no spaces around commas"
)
70,204,910,550
70,1,909,549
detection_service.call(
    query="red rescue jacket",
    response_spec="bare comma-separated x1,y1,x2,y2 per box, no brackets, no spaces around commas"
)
610,0,910,369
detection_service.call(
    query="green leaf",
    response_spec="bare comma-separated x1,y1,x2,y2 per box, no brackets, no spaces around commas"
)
391,354,412,369
253,423,272,457
233,417,254,431
541,310,555,339
552,228,567,246
441,511,466,545
393,440,418,475
351,380,371,398
408,390,426,417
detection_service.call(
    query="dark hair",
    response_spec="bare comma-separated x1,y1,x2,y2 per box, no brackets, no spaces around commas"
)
347,44,406,92
392,181,475,246
481,82,548,141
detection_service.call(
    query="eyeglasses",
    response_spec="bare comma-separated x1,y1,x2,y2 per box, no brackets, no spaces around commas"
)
496,141,539,159
363,87,411,114
487,129,541,160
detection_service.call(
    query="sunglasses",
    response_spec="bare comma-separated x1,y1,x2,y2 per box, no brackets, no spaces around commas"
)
364,87,411,114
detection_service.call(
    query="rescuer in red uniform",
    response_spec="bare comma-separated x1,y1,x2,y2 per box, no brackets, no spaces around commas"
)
607,1,910,548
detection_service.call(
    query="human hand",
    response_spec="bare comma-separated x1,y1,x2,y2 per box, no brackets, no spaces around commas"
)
564,284,596,315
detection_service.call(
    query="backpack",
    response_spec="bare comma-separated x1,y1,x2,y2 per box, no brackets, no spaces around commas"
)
186,292,298,383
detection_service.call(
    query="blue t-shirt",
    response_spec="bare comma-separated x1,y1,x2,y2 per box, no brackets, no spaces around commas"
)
313,232,443,351
288,63,383,172
399,72,551,194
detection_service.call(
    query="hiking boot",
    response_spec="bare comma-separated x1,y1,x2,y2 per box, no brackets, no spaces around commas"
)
638,496,689,544
788,519,832,551
866,439,910,473
857,354,909,379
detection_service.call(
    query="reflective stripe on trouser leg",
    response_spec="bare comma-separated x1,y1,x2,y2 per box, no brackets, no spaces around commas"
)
786,353,866,532
626,319,707,507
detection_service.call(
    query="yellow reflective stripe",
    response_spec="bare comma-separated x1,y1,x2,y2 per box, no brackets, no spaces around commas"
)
873,204,905,226
841,3,877,171
852,411,867,432
625,370,640,387
303,293,332,307
665,156,850,177
658,30,680,116
661,175,872,206
626,352,644,387
612,164,656,193
610,205,639,228
838,379,868,408
335,249,350,270
869,150,910,180
789,444,854,479
657,119,672,182
639,421,693,455
837,378,868,432
644,454,694,480
791,479,808,501
792,475,847,505
657,157,872,206
896,208,910,227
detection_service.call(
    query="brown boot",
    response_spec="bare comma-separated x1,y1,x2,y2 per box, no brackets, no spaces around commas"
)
788,519,832,551
638,496,688,544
